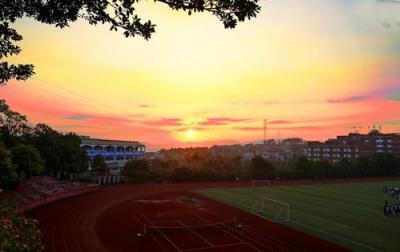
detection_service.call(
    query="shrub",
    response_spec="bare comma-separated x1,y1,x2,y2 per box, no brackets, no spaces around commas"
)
0,141,20,189
0,206,43,251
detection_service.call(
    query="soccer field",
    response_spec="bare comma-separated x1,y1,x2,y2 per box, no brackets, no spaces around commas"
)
196,180,400,252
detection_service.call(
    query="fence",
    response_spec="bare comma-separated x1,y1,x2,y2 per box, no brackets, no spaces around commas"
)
97,175,127,185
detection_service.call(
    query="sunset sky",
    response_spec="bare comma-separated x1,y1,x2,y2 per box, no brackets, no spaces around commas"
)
1,0,400,150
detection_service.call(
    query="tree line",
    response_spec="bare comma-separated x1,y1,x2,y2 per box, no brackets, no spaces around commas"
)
291,155,400,179
0,99,87,189
122,152,400,183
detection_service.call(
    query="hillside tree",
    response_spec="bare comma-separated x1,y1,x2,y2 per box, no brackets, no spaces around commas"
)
250,155,276,180
91,155,108,175
11,144,45,178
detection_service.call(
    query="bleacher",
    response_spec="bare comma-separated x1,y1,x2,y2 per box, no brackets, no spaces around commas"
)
13,176,99,213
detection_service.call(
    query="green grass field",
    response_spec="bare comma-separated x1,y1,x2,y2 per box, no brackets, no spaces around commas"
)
196,180,400,252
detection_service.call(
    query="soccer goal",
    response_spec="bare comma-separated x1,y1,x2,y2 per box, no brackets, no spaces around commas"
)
251,180,271,188
251,196,290,222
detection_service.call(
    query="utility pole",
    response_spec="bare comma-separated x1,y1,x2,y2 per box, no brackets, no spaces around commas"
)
263,119,267,145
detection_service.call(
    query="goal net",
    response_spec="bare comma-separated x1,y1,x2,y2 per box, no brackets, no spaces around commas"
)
251,196,289,222
251,180,271,188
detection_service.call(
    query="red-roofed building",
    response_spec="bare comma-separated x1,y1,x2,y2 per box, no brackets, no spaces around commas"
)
306,129,400,162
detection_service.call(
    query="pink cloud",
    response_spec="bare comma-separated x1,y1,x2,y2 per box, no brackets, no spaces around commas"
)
157,139,241,149
233,126,263,131
199,117,249,126
234,125,326,132
141,118,182,127
268,120,292,124
128,113,145,118
87,114,132,124
326,96,368,103
269,125,328,131
174,126,207,132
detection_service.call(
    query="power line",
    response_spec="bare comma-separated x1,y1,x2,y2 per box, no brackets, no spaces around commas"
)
31,79,123,115
16,54,136,116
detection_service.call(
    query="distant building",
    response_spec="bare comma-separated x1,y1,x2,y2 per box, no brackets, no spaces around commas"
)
306,129,400,162
209,139,306,162
80,136,145,170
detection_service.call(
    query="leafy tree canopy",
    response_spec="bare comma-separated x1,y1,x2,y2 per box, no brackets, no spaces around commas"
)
11,144,45,178
0,0,261,85
0,99,31,136
250,155,276,180
122,159,150,182
0,140,20,188
91,155,108,175
1,100,88,186
30,128,88,173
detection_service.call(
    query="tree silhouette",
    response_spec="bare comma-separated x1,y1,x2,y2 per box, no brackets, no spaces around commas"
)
91,155,108,175
0,0,261,85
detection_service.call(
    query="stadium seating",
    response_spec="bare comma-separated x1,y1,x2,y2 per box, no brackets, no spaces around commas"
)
13,176,99,213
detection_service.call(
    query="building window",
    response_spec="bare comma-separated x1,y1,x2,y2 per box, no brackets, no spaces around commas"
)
105,146,115,152
94,146,103,151
82,145,92,150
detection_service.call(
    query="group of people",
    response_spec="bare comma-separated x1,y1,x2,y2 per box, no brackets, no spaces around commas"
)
384,200,400,216
383,185,400,217
383,185,400,200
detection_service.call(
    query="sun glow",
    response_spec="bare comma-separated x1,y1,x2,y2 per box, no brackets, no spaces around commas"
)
185,129,196,140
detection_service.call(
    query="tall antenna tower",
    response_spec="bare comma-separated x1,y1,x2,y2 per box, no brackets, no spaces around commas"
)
263,119,267,144
277,130,281,143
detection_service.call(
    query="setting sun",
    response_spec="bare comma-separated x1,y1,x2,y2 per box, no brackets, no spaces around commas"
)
185,129,196,140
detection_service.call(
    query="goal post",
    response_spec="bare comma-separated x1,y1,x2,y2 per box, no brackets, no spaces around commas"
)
251,180,272,188
251,196,290,222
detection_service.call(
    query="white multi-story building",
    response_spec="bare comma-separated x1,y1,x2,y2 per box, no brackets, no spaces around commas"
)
80,136,145,170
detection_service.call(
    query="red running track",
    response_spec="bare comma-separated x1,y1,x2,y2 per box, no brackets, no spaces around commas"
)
32,177,399,252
